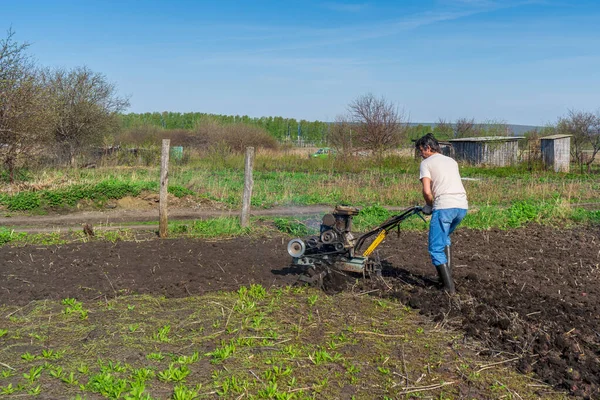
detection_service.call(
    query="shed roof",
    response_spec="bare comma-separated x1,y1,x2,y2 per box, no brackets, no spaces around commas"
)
449,136,525,142
540,134,572,140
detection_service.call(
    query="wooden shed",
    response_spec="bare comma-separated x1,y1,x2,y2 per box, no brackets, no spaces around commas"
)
540,134,571,172
449,136,524,166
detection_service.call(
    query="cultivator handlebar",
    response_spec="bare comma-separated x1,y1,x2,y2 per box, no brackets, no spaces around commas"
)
356,206,426,256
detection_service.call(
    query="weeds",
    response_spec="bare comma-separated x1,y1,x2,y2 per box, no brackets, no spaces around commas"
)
0,287,568,399
152,325,171,343
157,364,190,382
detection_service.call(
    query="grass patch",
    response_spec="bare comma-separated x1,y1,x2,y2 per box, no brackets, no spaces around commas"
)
169,217,251,238
3,153,599,215
0,179,194,212
0,288,566,399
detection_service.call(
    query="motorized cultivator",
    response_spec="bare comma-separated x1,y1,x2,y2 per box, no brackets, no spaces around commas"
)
287,205,427,287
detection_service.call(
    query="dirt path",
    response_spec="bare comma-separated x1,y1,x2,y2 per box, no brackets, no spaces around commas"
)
0,205,336,232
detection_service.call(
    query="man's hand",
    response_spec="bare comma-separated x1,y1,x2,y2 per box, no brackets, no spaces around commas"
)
421,205,433,215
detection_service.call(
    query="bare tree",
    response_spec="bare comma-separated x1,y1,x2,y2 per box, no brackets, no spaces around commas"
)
434,118,454,139
42,66,130,166
0,29,54,182
327,115,354,156
347,93,406,158
556,110,600,173
454,117,476,138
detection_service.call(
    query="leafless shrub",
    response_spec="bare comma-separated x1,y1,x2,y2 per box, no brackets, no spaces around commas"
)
328,115,355,157
556,109,600,173
198,122,278,154
347,93,407,158
454,117,476,138
434,118,454,139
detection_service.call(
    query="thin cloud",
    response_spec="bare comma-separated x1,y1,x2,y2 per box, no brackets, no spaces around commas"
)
322,2,370,13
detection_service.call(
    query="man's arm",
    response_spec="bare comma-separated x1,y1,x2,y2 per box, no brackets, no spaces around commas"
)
421,177,434,206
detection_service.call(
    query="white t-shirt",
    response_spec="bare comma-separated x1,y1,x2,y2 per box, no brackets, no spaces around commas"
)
419,153,468,210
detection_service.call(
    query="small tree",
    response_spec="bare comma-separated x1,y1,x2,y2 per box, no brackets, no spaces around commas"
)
556,110,600,173
327,115,355,156
347,93,406,158
0,29,54,182
43,66,130,166
454,117,476,138
433,118,454,140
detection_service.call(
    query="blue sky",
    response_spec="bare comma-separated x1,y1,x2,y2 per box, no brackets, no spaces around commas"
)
2,0,599,125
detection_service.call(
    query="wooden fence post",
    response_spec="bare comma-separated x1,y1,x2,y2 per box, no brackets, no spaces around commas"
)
240,147,255,228
159,139,170,238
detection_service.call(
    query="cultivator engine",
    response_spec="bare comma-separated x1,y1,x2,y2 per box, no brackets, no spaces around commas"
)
287,205,426,287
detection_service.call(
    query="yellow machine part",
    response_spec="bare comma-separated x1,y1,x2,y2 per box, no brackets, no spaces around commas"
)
362,229,387,257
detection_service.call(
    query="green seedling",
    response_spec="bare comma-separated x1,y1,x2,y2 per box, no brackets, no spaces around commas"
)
127,304,135,311
28,384,41,395
378,366,390,375
310,349,342,365
215,376,249,396
23,365,43,383
157,363,190,382
127,381,151,400
0,329,7,338
174,352,199,365
77,364,89,374
153,325,171,342
42,349,64,360
313,377,329,393
49,366,63,378
281,344,300,358
21,352,37,361
375,299,389,308
173,383,201,400
61,371,78,385
86,371,128,398
205,342,236,363
1,383,16,395
129,323,140,333
1,369,15,378
29,332,47,342
257,381,280,398
146,352,165,361
130,367,155,383
307,294,319,306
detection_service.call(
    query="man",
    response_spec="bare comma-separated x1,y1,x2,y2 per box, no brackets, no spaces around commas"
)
416,133,468,294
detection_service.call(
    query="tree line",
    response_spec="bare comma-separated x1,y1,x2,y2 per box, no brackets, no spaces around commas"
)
2,28,598,179
120,112,331,144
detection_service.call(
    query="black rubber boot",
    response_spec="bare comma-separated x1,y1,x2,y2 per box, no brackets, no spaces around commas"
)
444,245,452,273
435,263,455,294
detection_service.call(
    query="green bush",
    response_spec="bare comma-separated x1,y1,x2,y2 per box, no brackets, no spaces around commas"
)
0,227,26,245
353,205,391,232
273,218,310,236
92,180,141,200
5,191,41,211
168,185,194,198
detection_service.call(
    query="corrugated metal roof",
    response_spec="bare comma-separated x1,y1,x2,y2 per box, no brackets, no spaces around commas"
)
449,136,525,142
540,134,572,140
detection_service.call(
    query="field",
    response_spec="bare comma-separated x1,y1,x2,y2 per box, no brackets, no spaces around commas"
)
0,152,599,399
0,223,598,399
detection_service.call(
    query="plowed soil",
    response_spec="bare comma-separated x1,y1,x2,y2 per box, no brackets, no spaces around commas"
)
1,225,599,398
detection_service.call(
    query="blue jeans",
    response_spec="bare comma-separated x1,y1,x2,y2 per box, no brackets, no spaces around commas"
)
428,208,467,266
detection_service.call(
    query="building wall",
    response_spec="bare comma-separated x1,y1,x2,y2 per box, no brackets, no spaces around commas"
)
452,141,519,166
541,137,570,172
